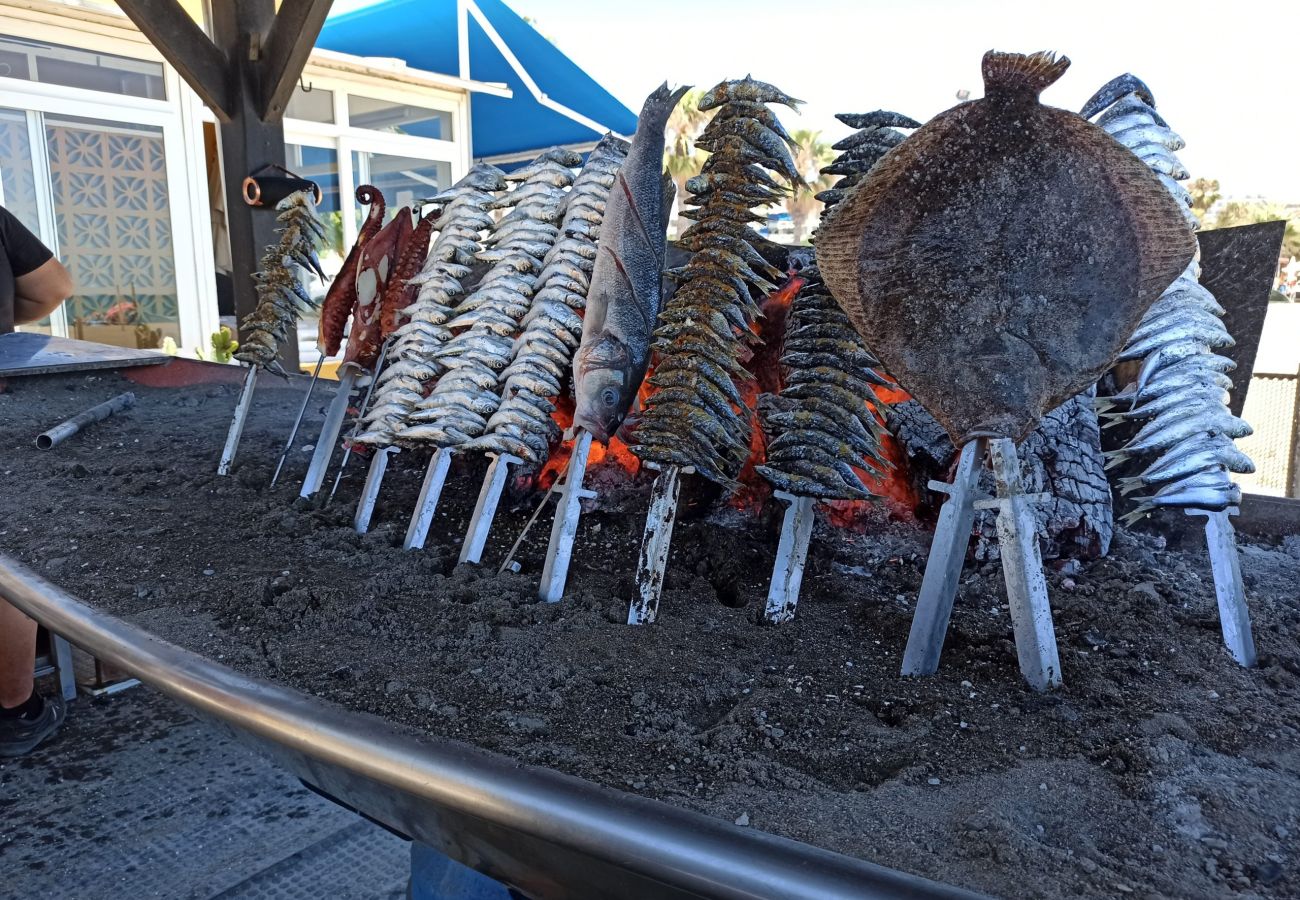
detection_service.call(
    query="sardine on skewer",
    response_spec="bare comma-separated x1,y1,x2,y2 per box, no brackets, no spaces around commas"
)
1084,75,1256,522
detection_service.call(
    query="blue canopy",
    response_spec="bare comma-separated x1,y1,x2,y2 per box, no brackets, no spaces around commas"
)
318,0,638,161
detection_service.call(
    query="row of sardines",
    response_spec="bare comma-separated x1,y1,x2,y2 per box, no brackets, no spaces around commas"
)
234,70,1252,522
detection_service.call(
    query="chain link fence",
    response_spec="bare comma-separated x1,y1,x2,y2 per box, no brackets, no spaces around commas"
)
1236,370,1300,497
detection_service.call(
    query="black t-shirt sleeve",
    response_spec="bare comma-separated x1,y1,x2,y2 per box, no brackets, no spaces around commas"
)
0,206,53,277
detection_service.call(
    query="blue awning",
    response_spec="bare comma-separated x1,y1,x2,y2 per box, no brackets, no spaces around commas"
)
318,0,638,161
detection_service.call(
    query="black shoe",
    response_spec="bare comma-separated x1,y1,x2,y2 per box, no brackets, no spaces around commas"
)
0,693,66,757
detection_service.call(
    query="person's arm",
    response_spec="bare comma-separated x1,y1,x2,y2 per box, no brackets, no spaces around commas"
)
14,257,72,324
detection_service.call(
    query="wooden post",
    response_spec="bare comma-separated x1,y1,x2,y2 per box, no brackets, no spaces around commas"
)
116,0,335,374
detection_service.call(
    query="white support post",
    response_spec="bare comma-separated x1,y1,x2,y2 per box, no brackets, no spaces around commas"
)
217,366,258,476
901,438,988,676
628,463,690,625
353,446,399,535
763,492,817,624
404,448,454,551
985,438,1061,691
538,432,596,603
299,364,359,499
459,453,524,565
1187,506,1257,667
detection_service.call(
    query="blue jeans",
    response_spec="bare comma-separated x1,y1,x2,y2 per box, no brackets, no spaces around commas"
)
407,842,516,900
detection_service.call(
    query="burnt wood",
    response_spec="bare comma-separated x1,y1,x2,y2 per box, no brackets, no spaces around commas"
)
115,0,232,120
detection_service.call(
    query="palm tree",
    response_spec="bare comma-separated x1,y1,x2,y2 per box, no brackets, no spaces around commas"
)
784,129,836,245
663,88,711,238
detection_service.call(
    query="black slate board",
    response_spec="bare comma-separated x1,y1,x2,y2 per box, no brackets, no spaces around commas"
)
0,332,169,377
1197,220,1286,417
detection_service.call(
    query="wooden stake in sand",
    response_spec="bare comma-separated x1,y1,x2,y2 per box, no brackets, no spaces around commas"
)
299,363,360,499
902,437,1062,691
353,446,399,534
763,492,818,624
628,462,691,625
459,452,524,565
1187,507,1257,667
403,448,453,551
217,366,259,476
538,430,596,603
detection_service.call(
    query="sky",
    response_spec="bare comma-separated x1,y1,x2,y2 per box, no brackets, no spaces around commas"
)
331,0,1297,203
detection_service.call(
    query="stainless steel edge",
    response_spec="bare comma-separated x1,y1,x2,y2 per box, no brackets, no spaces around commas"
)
0,554,988,900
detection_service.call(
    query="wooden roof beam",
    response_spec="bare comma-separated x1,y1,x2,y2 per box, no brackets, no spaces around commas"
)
258,0,336,121
114,0,233,121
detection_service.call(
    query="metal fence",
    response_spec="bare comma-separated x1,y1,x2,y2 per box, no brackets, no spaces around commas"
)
1237,370,1300,497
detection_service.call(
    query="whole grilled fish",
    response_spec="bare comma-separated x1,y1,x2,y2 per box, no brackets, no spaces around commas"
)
571,82,688,441
817,50,1197,445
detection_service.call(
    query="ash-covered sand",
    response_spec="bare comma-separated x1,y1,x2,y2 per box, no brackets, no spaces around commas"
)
3,370,1299,900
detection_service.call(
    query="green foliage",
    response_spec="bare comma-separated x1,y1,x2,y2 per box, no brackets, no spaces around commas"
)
784,129,836,245
209,325,239,363
1208,199,1300,260
1187,178,1220,222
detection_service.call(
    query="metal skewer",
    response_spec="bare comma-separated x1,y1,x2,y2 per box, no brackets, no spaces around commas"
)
299,363,359,499
459,452,524,565
497,484,558,576
403,448,454,551
1186,506,1256,666
218,366,258,476
628,462,691,625
763,492,817,624
538,431,596,603
269,354,324,487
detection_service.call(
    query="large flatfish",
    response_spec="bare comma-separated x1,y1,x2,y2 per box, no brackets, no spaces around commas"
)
816,50,1196,445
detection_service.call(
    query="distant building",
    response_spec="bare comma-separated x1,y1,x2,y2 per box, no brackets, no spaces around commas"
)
5,0,635,360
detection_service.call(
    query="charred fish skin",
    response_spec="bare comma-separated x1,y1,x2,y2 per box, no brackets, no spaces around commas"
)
751,106,916,503
632,77,801,487
1086,75,1255,521
572,84,690,442
234,191,326,370
816,51,1197,446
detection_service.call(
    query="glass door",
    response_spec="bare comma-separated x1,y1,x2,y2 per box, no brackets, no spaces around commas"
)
45,114,180,350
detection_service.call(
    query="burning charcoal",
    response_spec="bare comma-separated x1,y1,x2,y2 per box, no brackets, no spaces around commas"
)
633,77,801,489
352,164,507,445
1082,76,1256,524
233,191,326,370
462,135,630,470
392,148,581,452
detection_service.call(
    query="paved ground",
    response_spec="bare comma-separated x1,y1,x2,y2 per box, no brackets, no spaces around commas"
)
0,684,410,899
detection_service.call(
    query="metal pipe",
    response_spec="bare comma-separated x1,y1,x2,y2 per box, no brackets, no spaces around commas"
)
269,355,324,487
217,367,258,475
0,553,984,900
37,391,135,450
